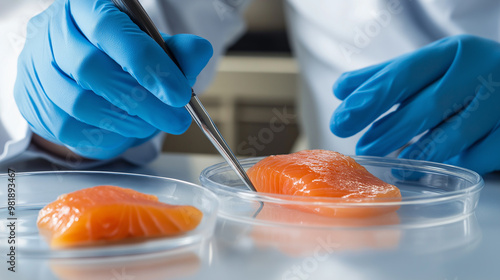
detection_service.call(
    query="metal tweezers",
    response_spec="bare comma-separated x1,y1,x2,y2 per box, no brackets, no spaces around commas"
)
111,0,263,216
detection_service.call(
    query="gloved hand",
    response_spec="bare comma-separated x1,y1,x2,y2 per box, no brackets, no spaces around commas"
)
14,0,213,160
331,34,500,175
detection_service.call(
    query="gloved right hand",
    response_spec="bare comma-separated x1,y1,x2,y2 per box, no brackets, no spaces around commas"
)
14,0,213,160
330,34,500,175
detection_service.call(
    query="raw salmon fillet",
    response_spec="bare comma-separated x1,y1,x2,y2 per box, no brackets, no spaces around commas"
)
37,185,203,248
247,150,401,218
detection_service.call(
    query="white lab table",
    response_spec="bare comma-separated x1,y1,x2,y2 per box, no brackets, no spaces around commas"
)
1,153,499,280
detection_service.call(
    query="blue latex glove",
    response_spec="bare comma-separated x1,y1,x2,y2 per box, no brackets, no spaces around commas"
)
14,0,213,160
331,35,500,175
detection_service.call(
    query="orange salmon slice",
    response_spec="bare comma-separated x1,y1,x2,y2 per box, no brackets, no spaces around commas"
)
37,185,203,248
247,150,401,218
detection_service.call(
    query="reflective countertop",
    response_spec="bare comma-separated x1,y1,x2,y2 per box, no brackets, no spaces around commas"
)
1,153,499,280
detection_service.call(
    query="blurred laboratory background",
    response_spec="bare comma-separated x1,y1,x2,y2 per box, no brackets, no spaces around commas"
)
162,0,301,157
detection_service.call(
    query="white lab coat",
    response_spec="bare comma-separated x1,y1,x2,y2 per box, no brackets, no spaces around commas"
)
1,0,499,167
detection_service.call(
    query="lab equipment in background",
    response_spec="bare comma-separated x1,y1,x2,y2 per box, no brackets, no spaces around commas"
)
164,0,299,157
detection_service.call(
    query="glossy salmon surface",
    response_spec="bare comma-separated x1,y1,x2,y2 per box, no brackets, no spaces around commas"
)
37,185,202,248
247,150,401,217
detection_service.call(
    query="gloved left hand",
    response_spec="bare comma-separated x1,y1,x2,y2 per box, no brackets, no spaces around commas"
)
330,34,500,175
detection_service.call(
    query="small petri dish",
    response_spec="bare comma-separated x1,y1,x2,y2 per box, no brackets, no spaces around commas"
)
0,171,218,259
199,156,484,229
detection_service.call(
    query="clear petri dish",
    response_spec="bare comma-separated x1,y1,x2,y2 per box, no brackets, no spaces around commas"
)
199,156,484,229
0,171,218,259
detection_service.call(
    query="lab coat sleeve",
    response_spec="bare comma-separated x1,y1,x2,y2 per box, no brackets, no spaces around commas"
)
0,0,249,168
